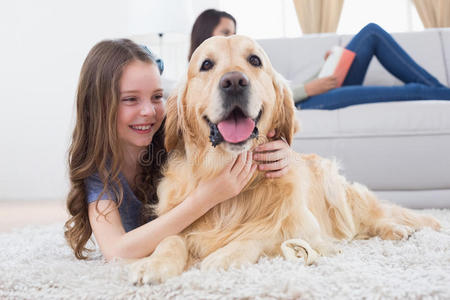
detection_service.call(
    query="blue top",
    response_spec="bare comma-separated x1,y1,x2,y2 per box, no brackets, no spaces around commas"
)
84,172,150,232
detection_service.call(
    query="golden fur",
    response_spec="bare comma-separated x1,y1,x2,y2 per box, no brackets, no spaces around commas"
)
130,35,440,284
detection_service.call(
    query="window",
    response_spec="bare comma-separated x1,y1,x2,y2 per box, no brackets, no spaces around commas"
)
337,0,423,34
217,0,423,38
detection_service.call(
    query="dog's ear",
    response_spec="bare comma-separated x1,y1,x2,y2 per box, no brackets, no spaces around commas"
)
164,91,180,152
164,81,187,152
272,72,298,145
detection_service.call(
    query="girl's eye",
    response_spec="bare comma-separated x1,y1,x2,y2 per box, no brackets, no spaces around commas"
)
200,59,214,72
248,55,262,67
153,94,163,101
122,97,137,102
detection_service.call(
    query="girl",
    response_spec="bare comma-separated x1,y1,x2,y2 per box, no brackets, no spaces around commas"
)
64,39,291,261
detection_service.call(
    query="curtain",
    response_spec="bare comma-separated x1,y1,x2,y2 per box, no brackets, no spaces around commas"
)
413,0,450,28
292,0,344,34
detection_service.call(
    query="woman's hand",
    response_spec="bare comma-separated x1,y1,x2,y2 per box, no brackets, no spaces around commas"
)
304,76,338,97
253,130,292,178
194,151,257,208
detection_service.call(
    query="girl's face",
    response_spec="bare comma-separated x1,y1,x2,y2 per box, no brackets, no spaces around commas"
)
212,17,236,37
117,60,165,151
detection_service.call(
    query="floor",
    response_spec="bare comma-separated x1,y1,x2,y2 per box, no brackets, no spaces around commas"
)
0,200,68,232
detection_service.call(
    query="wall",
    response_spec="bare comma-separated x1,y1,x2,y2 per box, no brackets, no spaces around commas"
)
0,1,169,201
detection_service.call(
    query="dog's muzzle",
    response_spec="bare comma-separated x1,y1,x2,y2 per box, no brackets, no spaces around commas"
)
204,71,261,147
205,109,262,147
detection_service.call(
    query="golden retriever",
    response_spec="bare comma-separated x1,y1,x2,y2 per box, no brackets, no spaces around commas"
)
129,35,440,284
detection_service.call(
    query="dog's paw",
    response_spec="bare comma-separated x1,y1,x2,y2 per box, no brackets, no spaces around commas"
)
421,215,441,231
281,239,320,265
378,223,415,240
200,249,250,271
201,252,232,271
129,256,182,285
315,243,342,257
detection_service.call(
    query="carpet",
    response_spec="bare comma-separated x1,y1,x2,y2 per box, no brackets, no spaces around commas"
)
1,209,449,299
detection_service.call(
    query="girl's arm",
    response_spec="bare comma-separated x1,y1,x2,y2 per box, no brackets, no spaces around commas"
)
89,151,256,261
89,193,213,260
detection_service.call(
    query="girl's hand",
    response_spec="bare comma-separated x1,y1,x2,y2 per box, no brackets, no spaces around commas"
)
304,76,338,97
194,151,257,208
253,129,292,178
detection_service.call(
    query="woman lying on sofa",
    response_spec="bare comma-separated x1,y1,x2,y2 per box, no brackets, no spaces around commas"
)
189,11,450,110
293,23,450,110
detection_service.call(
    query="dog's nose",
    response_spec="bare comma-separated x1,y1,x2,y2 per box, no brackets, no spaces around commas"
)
219,71,249,94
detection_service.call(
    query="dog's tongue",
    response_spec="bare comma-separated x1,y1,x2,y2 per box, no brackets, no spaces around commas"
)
218,111,255,143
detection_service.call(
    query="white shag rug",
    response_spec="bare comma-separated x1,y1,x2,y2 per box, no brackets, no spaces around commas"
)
1,209,450,299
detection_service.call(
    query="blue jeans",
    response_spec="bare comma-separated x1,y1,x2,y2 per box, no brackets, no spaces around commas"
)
298,23,450,110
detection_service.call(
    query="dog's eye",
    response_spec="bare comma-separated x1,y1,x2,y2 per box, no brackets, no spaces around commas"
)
248,55,262,67
200,59,214,72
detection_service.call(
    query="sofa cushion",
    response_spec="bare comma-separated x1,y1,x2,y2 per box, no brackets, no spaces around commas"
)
296,100,450,138
293,101,450,190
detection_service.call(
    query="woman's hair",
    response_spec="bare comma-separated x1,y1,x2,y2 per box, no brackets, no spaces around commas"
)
64,39,167,259
188,9,236,61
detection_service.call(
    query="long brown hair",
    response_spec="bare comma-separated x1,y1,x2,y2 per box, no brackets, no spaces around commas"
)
188,9,236,61
64,39,167,259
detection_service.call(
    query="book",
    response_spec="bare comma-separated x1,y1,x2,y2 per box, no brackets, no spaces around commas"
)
317,46,356,87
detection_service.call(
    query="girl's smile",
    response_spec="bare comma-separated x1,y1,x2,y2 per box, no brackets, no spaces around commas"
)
129,123,155,134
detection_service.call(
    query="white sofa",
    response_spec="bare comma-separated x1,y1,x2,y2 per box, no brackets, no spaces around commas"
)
258,29,450,209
